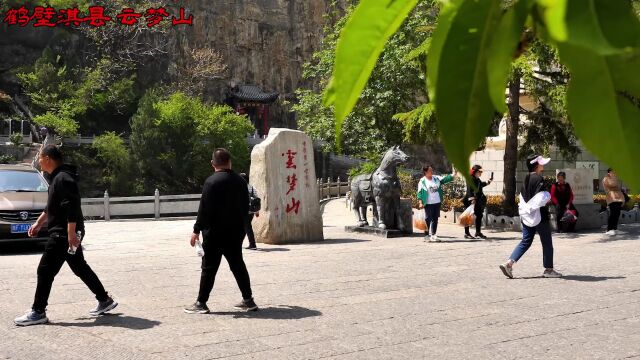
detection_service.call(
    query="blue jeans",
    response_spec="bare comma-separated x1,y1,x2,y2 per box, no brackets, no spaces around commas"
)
424,203,441,235
509,221,554,269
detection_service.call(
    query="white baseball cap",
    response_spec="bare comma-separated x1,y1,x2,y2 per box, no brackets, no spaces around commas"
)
529,155,551,166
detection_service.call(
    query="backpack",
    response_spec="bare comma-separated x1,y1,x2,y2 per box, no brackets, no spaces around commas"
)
249,187,261,213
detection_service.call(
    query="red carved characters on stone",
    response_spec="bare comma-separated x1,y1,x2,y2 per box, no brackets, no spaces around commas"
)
282,149,297,169
285,198,301,215
286,174,298,195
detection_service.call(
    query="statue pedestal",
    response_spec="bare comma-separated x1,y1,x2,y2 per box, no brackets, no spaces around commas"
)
344,226,406,238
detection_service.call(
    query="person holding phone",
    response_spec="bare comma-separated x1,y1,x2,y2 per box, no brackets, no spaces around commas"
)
462,165,492,239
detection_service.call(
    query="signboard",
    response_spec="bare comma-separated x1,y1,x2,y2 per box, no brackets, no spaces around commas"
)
576,161,599,180
558,168,593,204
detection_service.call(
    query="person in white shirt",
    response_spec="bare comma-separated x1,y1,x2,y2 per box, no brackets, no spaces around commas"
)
417,165,456,242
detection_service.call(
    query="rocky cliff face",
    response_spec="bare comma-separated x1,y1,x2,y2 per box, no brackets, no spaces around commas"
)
1,1,345,127
174,0,342,127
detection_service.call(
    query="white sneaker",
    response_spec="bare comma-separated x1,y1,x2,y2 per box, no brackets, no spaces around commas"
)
430,235,440,242
606,230,616,236
542,269,563,278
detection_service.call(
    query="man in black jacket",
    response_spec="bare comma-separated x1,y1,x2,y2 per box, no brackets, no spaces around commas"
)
185,148,258,314
15,145,116,326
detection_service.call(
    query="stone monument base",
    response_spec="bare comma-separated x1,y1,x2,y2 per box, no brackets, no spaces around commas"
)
551,203,604,230
344,226,407,238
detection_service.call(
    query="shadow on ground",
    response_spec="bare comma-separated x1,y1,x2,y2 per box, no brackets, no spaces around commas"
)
518,275,626,282
247,247,290,252
210,305,322,320
316,238,371,245
51,313,161,330
0,242,46,256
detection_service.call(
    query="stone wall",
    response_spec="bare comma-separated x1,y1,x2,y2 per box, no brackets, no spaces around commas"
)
468,145,618,196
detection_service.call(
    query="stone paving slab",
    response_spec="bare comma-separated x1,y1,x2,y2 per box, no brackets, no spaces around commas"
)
1,199,639,359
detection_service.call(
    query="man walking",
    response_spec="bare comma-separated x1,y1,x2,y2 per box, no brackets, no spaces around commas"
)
15,145,117,326
185,148,258,314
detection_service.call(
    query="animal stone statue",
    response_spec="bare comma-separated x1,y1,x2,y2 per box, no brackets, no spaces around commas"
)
350,146,409,230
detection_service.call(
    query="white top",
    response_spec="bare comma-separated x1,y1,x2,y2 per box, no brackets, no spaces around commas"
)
518,191,551,227
419,176,442,204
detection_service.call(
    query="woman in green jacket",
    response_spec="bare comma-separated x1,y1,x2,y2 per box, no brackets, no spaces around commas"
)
417,165,456,242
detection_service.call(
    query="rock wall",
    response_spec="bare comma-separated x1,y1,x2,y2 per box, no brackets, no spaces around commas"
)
1,1,346,129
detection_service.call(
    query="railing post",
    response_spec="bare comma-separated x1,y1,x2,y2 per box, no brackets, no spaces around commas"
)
77,133,81,146
337,177,341,198
326,177,331,199
318,178,322,200
103,190,110,221
154,189,160,219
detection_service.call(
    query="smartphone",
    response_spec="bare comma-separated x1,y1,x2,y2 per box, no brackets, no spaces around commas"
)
490,172,494,180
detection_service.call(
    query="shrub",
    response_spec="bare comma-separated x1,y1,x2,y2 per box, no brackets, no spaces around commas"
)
594,194,640,211
9,132,23,147
0,154,16,164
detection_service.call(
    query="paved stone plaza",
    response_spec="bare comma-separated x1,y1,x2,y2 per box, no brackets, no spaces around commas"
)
1,200,639,359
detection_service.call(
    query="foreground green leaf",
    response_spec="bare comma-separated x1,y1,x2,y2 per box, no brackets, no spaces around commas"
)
434,0,502,181
426,0,463,101
540,0,640,55
324,0,419,148
558,43,640,191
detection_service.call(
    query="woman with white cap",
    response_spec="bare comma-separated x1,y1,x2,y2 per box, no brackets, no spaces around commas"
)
499,154,562,279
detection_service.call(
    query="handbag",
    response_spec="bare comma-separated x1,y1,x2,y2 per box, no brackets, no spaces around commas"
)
249,188,261,213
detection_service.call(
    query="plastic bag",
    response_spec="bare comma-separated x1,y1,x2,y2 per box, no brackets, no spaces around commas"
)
458,204,476,227
413,209,427,231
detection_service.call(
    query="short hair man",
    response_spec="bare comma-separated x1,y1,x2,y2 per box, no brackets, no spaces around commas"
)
185,148,258,314
15,145,117,326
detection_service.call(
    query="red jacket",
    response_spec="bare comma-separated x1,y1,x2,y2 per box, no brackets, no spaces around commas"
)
551,182,573,206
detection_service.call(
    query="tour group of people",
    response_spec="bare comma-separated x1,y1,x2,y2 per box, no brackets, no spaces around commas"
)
417,155,630,279
14,145,630,325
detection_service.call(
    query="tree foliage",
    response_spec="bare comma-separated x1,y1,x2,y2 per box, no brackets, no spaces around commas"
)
129,90,254,195
17,49,139,136
92,131,132,195
292,2,438,157
326,0,640,191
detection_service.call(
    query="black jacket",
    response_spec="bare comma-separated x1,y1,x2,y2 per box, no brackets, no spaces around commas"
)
522,172,550,222
464,177,488,205
194,169,249,242
45,164,84,236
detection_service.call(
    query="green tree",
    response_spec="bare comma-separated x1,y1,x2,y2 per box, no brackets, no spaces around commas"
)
326,0,640,194
92,131,132,196
292,1,438,157
17,50,139,137
130,90,254,194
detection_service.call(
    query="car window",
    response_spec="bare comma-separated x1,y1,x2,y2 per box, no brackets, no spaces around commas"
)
0,170,48,192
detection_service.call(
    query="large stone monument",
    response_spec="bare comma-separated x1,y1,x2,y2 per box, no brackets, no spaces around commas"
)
557,168,601,230
249,128,323,244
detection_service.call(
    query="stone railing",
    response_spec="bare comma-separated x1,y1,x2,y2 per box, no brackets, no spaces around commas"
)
83,180,351,221
317,177,350,200
82,190,200,221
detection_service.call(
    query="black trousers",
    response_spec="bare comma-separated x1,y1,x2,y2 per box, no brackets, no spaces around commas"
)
608,202,623,231
244,214,256,247
32,235,109,312
197,240,253,303
463,199,484,235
